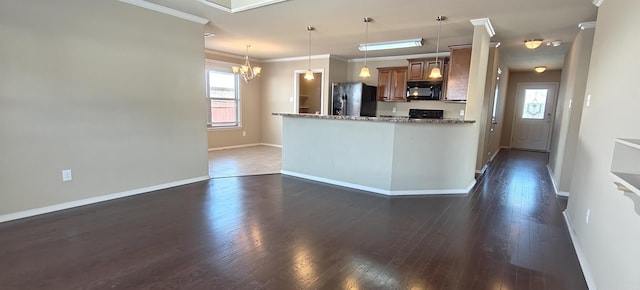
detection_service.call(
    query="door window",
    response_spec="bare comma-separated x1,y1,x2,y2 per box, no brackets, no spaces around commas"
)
521,89,548,120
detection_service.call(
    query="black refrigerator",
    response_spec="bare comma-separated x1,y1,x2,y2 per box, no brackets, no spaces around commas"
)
331,82,377,117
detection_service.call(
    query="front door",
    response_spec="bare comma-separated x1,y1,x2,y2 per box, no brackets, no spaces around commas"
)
511,83,558,151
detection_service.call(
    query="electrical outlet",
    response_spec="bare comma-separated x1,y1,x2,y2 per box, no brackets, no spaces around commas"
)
459,110,465,117
242,131,246,137
585,208,591,224
392,107,397,113
62,169,72,182
289,97,294,102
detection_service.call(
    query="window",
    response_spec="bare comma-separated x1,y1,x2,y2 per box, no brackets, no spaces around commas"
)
521,89,548,120
491,75,500,122
206,70,240,127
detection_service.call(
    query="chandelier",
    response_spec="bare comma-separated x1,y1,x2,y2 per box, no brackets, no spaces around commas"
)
232,44,262,82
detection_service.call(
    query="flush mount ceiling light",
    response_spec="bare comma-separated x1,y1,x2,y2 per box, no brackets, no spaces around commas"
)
534,66,547,73
304,26,315,80
525,39,544,49
429,16,447,79
359,17,372,78
358,38,423,51
546,40,562,47
232,45,262,83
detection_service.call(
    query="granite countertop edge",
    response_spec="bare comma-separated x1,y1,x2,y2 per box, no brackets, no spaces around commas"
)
272,113,475,124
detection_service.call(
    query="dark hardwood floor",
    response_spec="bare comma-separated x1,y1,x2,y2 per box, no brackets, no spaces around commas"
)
0,149,587,289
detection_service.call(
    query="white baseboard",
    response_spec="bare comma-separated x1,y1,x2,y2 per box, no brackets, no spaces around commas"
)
546,164,561,194
260,143,282,148
208,143,262,151
281,170,475,196
546,165,570,196
0,175,211,223
489,147,502,162
208,143,282,151
563,211,597,290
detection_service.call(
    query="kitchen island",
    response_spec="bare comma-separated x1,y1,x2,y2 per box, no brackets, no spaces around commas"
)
273,113,478,195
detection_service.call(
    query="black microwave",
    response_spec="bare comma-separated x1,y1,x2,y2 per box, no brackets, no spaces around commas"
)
406,81,442,101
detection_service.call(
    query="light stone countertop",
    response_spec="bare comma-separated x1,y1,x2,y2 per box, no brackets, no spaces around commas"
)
272,113,475,124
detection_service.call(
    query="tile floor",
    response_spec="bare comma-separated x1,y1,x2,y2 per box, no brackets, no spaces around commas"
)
208,145,282,178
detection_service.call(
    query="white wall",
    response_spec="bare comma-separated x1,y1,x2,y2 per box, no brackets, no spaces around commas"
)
566,0,640,288
281,117,476,193
548,27,595,194
0,1,208,216
260,57,333,145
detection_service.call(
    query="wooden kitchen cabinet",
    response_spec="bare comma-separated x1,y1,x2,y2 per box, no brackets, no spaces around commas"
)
407,58,448,81
443,46,472,102
377,67,407,102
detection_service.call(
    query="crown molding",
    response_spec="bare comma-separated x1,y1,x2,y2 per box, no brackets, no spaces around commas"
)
470,18,496,37
592,0,605,7
205,49,247,61
263,54,332,63
578,21,597,30
119,0,209,24
197,0,287,13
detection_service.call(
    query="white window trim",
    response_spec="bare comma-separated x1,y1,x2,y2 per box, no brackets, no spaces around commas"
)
205,65,242,129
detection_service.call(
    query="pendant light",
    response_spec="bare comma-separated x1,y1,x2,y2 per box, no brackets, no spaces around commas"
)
429,16,447,79
304,26,315,80
359,17,372,78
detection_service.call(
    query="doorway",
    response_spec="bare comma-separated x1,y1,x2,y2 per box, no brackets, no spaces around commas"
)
294,69,325,114
511,82,558,151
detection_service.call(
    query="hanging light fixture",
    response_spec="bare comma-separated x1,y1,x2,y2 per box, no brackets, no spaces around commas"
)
359,17,372,78
231,44,262,82
524,39,544,49
429,16,447,79
304,26,315,80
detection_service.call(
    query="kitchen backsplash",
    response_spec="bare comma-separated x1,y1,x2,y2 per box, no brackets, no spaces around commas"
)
376,101,467,119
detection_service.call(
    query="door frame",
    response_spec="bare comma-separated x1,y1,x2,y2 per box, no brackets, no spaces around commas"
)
293,69,325,114
510,82,559,151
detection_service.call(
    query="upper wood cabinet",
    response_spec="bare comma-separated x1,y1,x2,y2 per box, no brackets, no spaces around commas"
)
407,58,448,82
377,67,407,102
443,46,472,102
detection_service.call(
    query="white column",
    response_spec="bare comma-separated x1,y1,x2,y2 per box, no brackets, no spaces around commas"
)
464,18,495,175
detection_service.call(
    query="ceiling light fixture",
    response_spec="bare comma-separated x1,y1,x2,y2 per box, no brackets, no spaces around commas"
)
232,44,262,83
429,16,447,79
359,17,372,78
524,39,544,50
358,38,423,51
534,66,547,73
304,26,315,80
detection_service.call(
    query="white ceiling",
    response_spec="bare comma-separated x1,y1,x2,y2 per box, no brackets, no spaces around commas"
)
148,0,598,71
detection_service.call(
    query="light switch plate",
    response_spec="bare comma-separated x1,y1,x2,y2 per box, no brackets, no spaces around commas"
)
62,169,72,182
